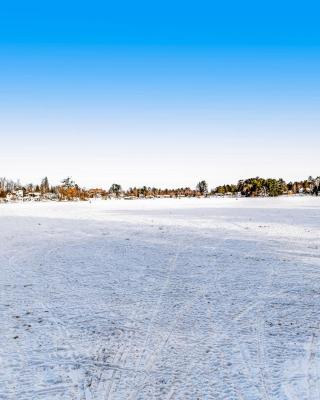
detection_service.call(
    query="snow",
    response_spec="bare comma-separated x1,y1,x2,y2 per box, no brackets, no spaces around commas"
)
1,197,320,399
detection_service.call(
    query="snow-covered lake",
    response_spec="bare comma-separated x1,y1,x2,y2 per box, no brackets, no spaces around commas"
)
1,197,320,399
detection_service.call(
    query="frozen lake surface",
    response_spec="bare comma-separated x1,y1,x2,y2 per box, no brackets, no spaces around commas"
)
1,197,320,399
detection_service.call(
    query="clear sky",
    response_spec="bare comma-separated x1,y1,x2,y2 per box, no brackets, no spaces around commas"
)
1,1,320,189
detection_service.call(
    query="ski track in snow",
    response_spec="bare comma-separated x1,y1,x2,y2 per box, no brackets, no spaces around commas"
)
0,197,320,399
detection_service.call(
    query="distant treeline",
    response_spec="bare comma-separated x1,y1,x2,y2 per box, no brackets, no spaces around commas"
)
214,176,320,197
0,176,319,201
0,177,209,200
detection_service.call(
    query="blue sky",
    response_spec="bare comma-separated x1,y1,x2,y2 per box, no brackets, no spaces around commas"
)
1,1,320,188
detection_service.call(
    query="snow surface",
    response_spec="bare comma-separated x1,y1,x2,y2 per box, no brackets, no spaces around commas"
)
1,197,320,399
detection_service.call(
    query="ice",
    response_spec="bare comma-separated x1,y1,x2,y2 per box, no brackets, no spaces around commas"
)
1,197,320,399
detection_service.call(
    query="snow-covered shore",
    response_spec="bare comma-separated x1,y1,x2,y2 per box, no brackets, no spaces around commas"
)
1,197,320,399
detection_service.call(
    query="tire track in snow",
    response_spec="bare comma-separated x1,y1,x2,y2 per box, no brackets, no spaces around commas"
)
163,290,246,400
130,237,247,399
43,245,90,400
95,239,143,400
256,314,271,400
212,237,276,400
307,330,320,400
2,248,86,399
119,234,184,398
104,319,141,400
131,234,267,399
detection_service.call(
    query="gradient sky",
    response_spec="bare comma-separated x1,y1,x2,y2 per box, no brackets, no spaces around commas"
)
1,1,320,189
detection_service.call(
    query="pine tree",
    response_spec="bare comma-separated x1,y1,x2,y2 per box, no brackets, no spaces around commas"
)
196,180,208,195
40,177,50,194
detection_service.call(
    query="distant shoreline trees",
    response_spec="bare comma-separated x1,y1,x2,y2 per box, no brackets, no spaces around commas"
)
0,176,319,202
214,176,319,197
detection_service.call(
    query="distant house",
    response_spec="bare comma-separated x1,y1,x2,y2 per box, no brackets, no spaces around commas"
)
16,189,25,199
26,192,41,201
6,190,25,201
124,196,138,200
88,189,105,199
43,193,58,201
6,193,16,201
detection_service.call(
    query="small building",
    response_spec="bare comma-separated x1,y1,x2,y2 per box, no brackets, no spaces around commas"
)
124,196,138,200
26,192,42,201
43,193,59,201
16,189,25,199
6,190,25,201
6,193,17,201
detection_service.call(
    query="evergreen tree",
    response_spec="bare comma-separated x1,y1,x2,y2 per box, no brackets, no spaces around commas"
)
109,183,122,197
196,180,208,195
40,177,50,193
